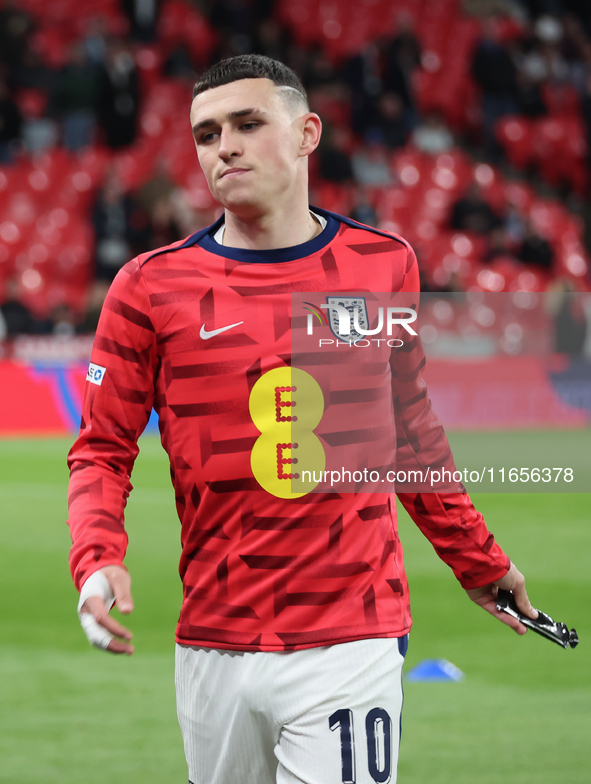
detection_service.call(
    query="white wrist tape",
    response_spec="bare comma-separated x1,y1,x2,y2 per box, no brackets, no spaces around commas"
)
77,571,116,651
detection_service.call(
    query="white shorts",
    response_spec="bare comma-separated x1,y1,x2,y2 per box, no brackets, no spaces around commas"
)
175,635,408,784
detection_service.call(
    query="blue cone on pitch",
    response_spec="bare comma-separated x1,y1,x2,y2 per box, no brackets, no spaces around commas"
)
405,659,464,682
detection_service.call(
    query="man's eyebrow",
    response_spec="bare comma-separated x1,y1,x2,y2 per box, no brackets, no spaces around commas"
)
192,108,268,135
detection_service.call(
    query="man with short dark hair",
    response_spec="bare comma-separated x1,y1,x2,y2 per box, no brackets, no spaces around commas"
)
68,54,536,784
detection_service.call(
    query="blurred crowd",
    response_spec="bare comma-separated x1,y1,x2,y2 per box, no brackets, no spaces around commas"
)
1,0,591,339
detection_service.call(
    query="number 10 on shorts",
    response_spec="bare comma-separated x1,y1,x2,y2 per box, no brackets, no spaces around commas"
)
329,707,393,783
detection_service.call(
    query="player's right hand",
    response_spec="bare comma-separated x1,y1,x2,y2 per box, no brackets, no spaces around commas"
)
77,565,135,655
465,561,537,635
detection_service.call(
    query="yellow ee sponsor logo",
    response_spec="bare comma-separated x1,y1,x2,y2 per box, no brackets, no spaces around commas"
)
249,367,325,498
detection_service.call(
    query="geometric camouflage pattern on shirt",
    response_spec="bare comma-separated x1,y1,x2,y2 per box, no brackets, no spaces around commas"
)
68,209,510,651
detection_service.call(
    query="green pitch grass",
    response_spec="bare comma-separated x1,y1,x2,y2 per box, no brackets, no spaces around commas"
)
0,435,589,784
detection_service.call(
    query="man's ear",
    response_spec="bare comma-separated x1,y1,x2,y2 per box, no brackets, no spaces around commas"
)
299,113,322,158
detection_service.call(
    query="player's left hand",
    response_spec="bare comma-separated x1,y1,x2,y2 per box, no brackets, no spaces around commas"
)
77,566,135,654
465,561,538,635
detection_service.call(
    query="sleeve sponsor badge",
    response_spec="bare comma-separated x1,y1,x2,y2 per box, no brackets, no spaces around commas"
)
87,362,106,386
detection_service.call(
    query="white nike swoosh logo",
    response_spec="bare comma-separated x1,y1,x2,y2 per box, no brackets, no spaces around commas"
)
200,321,244,340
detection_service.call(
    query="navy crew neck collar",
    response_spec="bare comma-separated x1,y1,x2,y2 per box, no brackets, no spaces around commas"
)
197,206,340,263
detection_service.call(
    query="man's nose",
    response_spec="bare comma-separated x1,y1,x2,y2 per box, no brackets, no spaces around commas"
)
218,127,241,159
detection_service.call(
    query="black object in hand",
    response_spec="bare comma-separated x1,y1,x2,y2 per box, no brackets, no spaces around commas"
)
496,589,579,649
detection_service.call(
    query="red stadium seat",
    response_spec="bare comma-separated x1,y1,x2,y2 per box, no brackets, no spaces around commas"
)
541,81,581,119
158,0,217,65
277,0,320,48
113,147,156,191
511,267,548,292
29,28,71,68
503,181,535,212
14,88,49,120
135,46,165,95
310,181,355,216
495,116,533,170
531,117,588,194
528,199,571,243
